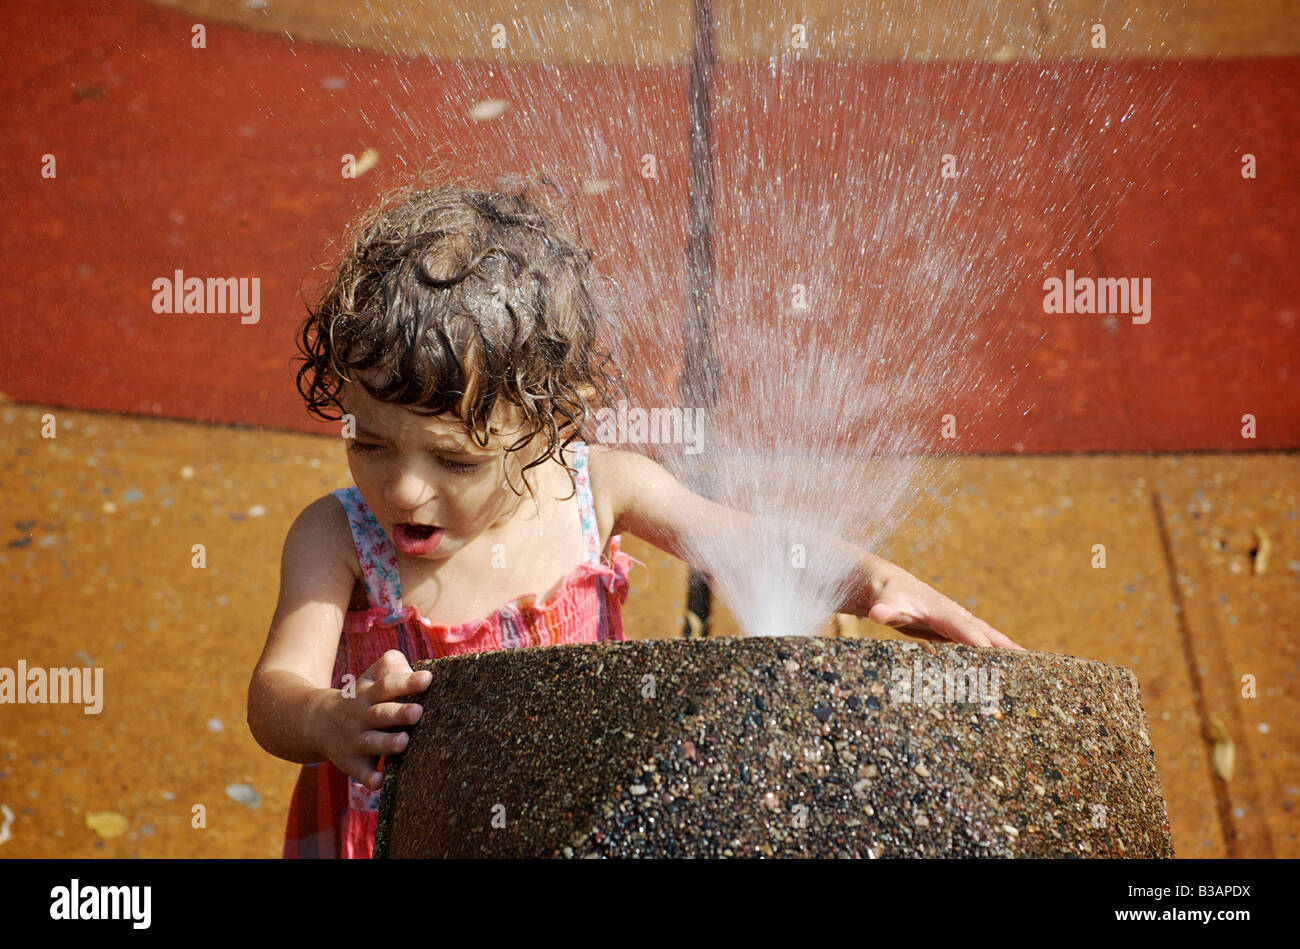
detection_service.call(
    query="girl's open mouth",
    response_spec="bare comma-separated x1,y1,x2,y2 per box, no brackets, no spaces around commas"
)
393,523,444,555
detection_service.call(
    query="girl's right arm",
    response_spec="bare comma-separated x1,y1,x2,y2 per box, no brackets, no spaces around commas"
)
246,496,431,789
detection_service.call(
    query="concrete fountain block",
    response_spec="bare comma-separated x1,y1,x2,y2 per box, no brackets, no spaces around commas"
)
374,637,1174,858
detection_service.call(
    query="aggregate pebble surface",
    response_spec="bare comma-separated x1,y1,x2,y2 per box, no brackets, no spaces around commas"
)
376,637,1175,858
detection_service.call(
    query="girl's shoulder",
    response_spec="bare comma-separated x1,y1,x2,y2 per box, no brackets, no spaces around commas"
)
575,442,614,556
269,494,366,640
292,493,364,585
580,444,706,560
581,443,646,537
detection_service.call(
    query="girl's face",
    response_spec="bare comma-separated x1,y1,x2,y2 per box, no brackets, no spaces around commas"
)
338,373,542,562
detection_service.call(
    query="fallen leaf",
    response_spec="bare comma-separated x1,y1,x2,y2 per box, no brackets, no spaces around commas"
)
225,783,262,809
1251,526,1271,575
352,148,379,178
1207,716,1235,781
85,811,128,839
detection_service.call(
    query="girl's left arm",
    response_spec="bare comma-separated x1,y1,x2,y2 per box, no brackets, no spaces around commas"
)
590,445,1024,650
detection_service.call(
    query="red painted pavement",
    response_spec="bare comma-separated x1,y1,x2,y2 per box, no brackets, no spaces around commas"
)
2,0,1296,453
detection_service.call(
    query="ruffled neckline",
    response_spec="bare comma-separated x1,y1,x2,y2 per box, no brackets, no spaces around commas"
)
344,535,640,643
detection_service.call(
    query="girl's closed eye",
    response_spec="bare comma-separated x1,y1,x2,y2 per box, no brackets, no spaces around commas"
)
437,456,481,474
347,440,482,474
347,440,385,457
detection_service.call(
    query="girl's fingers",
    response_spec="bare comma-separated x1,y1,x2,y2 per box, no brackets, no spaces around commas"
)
359,650,425,691
898,623,948,643
930,606,1026,651
867,601,909,627
925,614,988,647
339,735,403,788
881,597,981,647
366,701,423,730
932,601,1023,650
985,626,1027,651
870,600,956,641
365,669,433,704
358,729,409,757
337,755,382,790
358,649,406,685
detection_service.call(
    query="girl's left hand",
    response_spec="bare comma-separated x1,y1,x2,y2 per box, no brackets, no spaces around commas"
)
863,561,1026,651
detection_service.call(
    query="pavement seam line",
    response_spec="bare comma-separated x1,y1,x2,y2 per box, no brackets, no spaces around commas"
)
1151,486,1239,857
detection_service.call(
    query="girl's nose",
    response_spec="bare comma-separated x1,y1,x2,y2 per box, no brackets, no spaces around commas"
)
383,462,435,513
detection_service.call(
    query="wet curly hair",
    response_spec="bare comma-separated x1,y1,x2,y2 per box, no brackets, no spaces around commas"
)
295,171,625,500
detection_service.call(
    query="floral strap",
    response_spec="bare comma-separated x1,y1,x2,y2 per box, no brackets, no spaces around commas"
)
570,441,601,566
330,486,406,623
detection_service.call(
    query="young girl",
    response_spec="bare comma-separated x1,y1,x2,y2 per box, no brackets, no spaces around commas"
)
247,177,1024,859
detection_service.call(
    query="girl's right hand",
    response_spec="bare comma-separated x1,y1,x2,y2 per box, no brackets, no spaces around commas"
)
313,650,432,791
